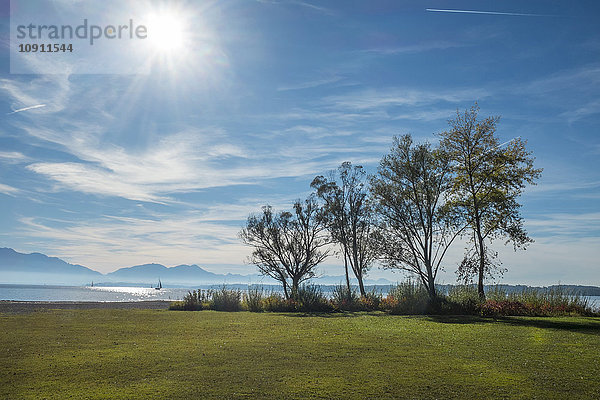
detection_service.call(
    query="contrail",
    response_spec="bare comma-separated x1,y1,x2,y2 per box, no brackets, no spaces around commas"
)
497,137,521,148
480,137,521,157
426,8,552,17
7,104,46,115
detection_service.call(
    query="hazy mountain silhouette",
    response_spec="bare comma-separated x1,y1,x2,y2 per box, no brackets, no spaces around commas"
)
0,248,266,285
1,248,598,293
0,247,102,285
106,263,253,284
0,248,393,286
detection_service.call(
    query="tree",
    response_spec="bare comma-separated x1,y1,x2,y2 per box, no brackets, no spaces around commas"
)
371,135,461,300
239,196,330,299
439,105,542,299
311,162,377,297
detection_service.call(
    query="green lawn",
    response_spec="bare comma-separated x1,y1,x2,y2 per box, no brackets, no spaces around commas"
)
1,310,599,399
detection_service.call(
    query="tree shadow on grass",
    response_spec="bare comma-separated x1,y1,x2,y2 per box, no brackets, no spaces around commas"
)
426,315,600,335
425,315,490,325
282,312,600,335
283,311,387,318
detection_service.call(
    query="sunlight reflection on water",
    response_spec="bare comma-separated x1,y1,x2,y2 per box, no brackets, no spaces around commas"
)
90,286,157,295
0,285,191,302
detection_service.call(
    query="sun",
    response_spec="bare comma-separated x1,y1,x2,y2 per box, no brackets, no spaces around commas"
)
132,3,219,75
146,11,187,53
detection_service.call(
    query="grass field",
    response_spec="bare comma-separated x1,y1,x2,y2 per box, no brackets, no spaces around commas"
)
1,309,599,399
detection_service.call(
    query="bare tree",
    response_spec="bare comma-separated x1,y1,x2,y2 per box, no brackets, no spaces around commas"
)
371,135,462,300
439,105,542,299
239,196,330,299
311,162,377,297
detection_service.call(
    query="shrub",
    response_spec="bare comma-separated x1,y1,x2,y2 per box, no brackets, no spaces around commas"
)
481,286,594,317
436,285,598,317
480,300,526,317
331,284,360,311
508,287,589,311
168,301,185,310
379,296,399,311
485,285,508,302
244,286,264,312
296,284,333,312
384,280,430,314
263,292,296,312
210,286,242,311
177,289,211,311
358,289,382,311
170,283,597,316
446,285,482,315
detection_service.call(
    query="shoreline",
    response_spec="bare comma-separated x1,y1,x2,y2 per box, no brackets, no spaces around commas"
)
0,300,172,314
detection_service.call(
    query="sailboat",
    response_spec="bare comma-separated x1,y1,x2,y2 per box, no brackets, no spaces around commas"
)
155,278,162,290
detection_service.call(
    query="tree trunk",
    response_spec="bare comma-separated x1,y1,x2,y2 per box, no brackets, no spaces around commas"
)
468,157,486,301
343,253,351,300
291,277,300,300
475,219,486,300
282,280,289,300
426,264,437,299
357,272,366,297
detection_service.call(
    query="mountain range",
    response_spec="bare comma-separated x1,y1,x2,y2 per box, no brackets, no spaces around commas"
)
0,248,392,286
2,248,600,295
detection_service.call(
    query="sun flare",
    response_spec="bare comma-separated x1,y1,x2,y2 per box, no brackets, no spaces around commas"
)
146,12,187,53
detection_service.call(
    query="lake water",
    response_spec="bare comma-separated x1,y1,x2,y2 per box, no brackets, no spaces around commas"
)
0,284,191,302
586,296,600,309
0,285,599,310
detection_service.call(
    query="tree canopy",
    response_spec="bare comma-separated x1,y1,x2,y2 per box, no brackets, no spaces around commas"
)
439,105,542,298
239,196,330,299
371,134,460,299
311,162,377,297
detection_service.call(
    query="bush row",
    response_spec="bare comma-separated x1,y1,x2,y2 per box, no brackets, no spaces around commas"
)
169,283,598,317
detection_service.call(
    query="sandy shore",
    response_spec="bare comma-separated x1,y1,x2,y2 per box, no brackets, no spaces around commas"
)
0,300,172,314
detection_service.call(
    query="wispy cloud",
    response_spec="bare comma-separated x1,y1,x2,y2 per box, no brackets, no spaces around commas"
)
426,9,554,17
525,179,600,196
1,70,388,203
2,67,494,207
0,183,21,196
526,212,600,237
26,162,172,203
561,99,600,123
490,237,600,285
17,211,251,273
0,75,70,114
257,0,333,15
507,64,600,122
20,123,366,203
291,1,330,13
519,65,600,95
0,151,29,164
323,88,489,111
277,125,356,139
363,41,465,55
432,229,600,285
277,76,344,91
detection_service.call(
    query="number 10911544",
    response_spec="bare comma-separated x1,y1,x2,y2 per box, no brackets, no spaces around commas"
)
18,43,73,52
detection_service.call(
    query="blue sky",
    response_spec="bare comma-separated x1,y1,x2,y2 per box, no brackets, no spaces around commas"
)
0,0,599,285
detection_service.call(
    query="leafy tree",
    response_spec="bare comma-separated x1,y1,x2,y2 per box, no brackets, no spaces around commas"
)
371,135,461,300
311,168,352,294
239,196,330,299
439,105,542,299
311,162,377,297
